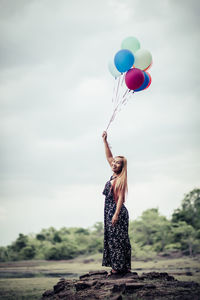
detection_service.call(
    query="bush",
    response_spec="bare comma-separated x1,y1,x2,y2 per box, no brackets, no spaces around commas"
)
131,243,157,260
19,245,36,259
0,247,9,262
164,243,182,251
44,242,78,260
44,246,60,260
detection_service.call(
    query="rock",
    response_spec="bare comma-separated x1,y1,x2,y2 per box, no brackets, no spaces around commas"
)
40,271,200,300
79,273,90,280
88,270,108,276
141,271,175,281
75,280,97,291
125,282,146,291
110,295,122,300
53,281,65,293
42,289,54,297
112,283,126,293
80,270,107,280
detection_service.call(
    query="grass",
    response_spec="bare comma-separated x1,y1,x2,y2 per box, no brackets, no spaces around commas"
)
0,254,200,299
0,277,57,300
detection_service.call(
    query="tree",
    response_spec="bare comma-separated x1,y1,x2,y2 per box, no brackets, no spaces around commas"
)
11,233,28,252
44,242,78,260
39,227,58,243
0,247,9,262
74,228,90,235
20,245,36,259
36,234,46,241
53,232,62,243
132,209,172,251
91,222,104,237
172,188,200,230
171,221,197,256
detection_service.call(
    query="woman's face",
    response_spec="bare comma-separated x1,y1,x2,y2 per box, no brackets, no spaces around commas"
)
111,157,123,174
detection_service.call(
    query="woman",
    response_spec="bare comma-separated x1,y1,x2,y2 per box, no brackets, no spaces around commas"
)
102,131,132,276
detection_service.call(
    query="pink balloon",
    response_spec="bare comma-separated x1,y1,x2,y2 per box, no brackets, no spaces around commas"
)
125,68,145,90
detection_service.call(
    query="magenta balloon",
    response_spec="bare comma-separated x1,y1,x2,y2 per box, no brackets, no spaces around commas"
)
125,68,145,90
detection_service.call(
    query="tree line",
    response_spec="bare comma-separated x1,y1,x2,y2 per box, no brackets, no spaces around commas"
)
0,188,199,262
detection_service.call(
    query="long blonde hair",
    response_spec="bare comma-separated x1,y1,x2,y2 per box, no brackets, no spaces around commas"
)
113,156,128,204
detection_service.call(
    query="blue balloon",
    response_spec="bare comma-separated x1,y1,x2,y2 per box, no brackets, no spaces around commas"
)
114,49,134,73
134,71,150,92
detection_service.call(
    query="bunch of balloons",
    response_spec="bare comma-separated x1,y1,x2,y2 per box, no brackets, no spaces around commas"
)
106,36,152,130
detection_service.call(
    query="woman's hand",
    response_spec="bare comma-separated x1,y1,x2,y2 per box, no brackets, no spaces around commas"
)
102,131,107,142
112,213,119,226
102,131,113,166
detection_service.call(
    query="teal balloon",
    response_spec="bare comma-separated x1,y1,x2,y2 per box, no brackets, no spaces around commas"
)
108,60,121,78
121,36,140,54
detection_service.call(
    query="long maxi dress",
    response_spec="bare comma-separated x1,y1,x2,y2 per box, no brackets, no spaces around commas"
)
102,175,131,272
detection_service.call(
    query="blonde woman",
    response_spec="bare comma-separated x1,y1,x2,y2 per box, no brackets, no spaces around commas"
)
102,131,131,276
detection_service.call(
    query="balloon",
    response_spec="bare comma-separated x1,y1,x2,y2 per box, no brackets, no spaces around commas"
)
144,72,152,90
125,68,145,90
134,49,152,70
108,60,121,78
121,36,140,53
144,61,153,71
114,49,134,73
134,71,150,92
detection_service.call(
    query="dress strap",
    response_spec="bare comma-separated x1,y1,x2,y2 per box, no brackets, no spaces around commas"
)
110,175,117,181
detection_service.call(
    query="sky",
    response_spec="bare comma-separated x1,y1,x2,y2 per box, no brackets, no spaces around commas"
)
0,0,200,246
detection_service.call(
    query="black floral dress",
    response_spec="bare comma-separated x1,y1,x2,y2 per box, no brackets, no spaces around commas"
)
102,176,131,271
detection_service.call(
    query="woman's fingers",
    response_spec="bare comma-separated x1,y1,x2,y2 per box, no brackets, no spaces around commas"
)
112,215,118,226
102,131,107,139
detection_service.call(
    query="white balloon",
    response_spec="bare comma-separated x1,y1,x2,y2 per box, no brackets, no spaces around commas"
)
134,49,152,70
108,60,121,78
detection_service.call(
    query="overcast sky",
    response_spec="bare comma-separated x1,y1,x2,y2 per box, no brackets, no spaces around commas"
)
0,0,200,246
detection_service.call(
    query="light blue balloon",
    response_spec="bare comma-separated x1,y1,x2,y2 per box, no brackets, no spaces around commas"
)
114,49,134,73
108,60,121,78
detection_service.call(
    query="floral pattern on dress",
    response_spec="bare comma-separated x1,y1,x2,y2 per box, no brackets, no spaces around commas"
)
102,176,131,271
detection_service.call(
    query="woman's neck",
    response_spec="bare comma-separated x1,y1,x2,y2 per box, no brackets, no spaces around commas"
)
112,173,118,179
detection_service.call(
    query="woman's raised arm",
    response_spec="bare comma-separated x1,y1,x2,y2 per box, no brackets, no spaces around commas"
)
102,131,113,167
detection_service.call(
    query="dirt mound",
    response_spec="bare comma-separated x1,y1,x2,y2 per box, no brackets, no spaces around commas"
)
41,270,200,299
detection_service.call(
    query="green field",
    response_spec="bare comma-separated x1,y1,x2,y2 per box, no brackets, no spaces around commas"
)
0,254,200,300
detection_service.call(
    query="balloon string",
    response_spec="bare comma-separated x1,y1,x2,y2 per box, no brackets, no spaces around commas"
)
121,73,125,86
111,80,115,103
111,89,128,122
115,73,124,107
105,82,134,131
112,78,117,103
116,89,130,112
113,90,133,115
105,92,133,131
106,76,122,131
114,75,121,106
122,88,129,99
105,108,117,131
